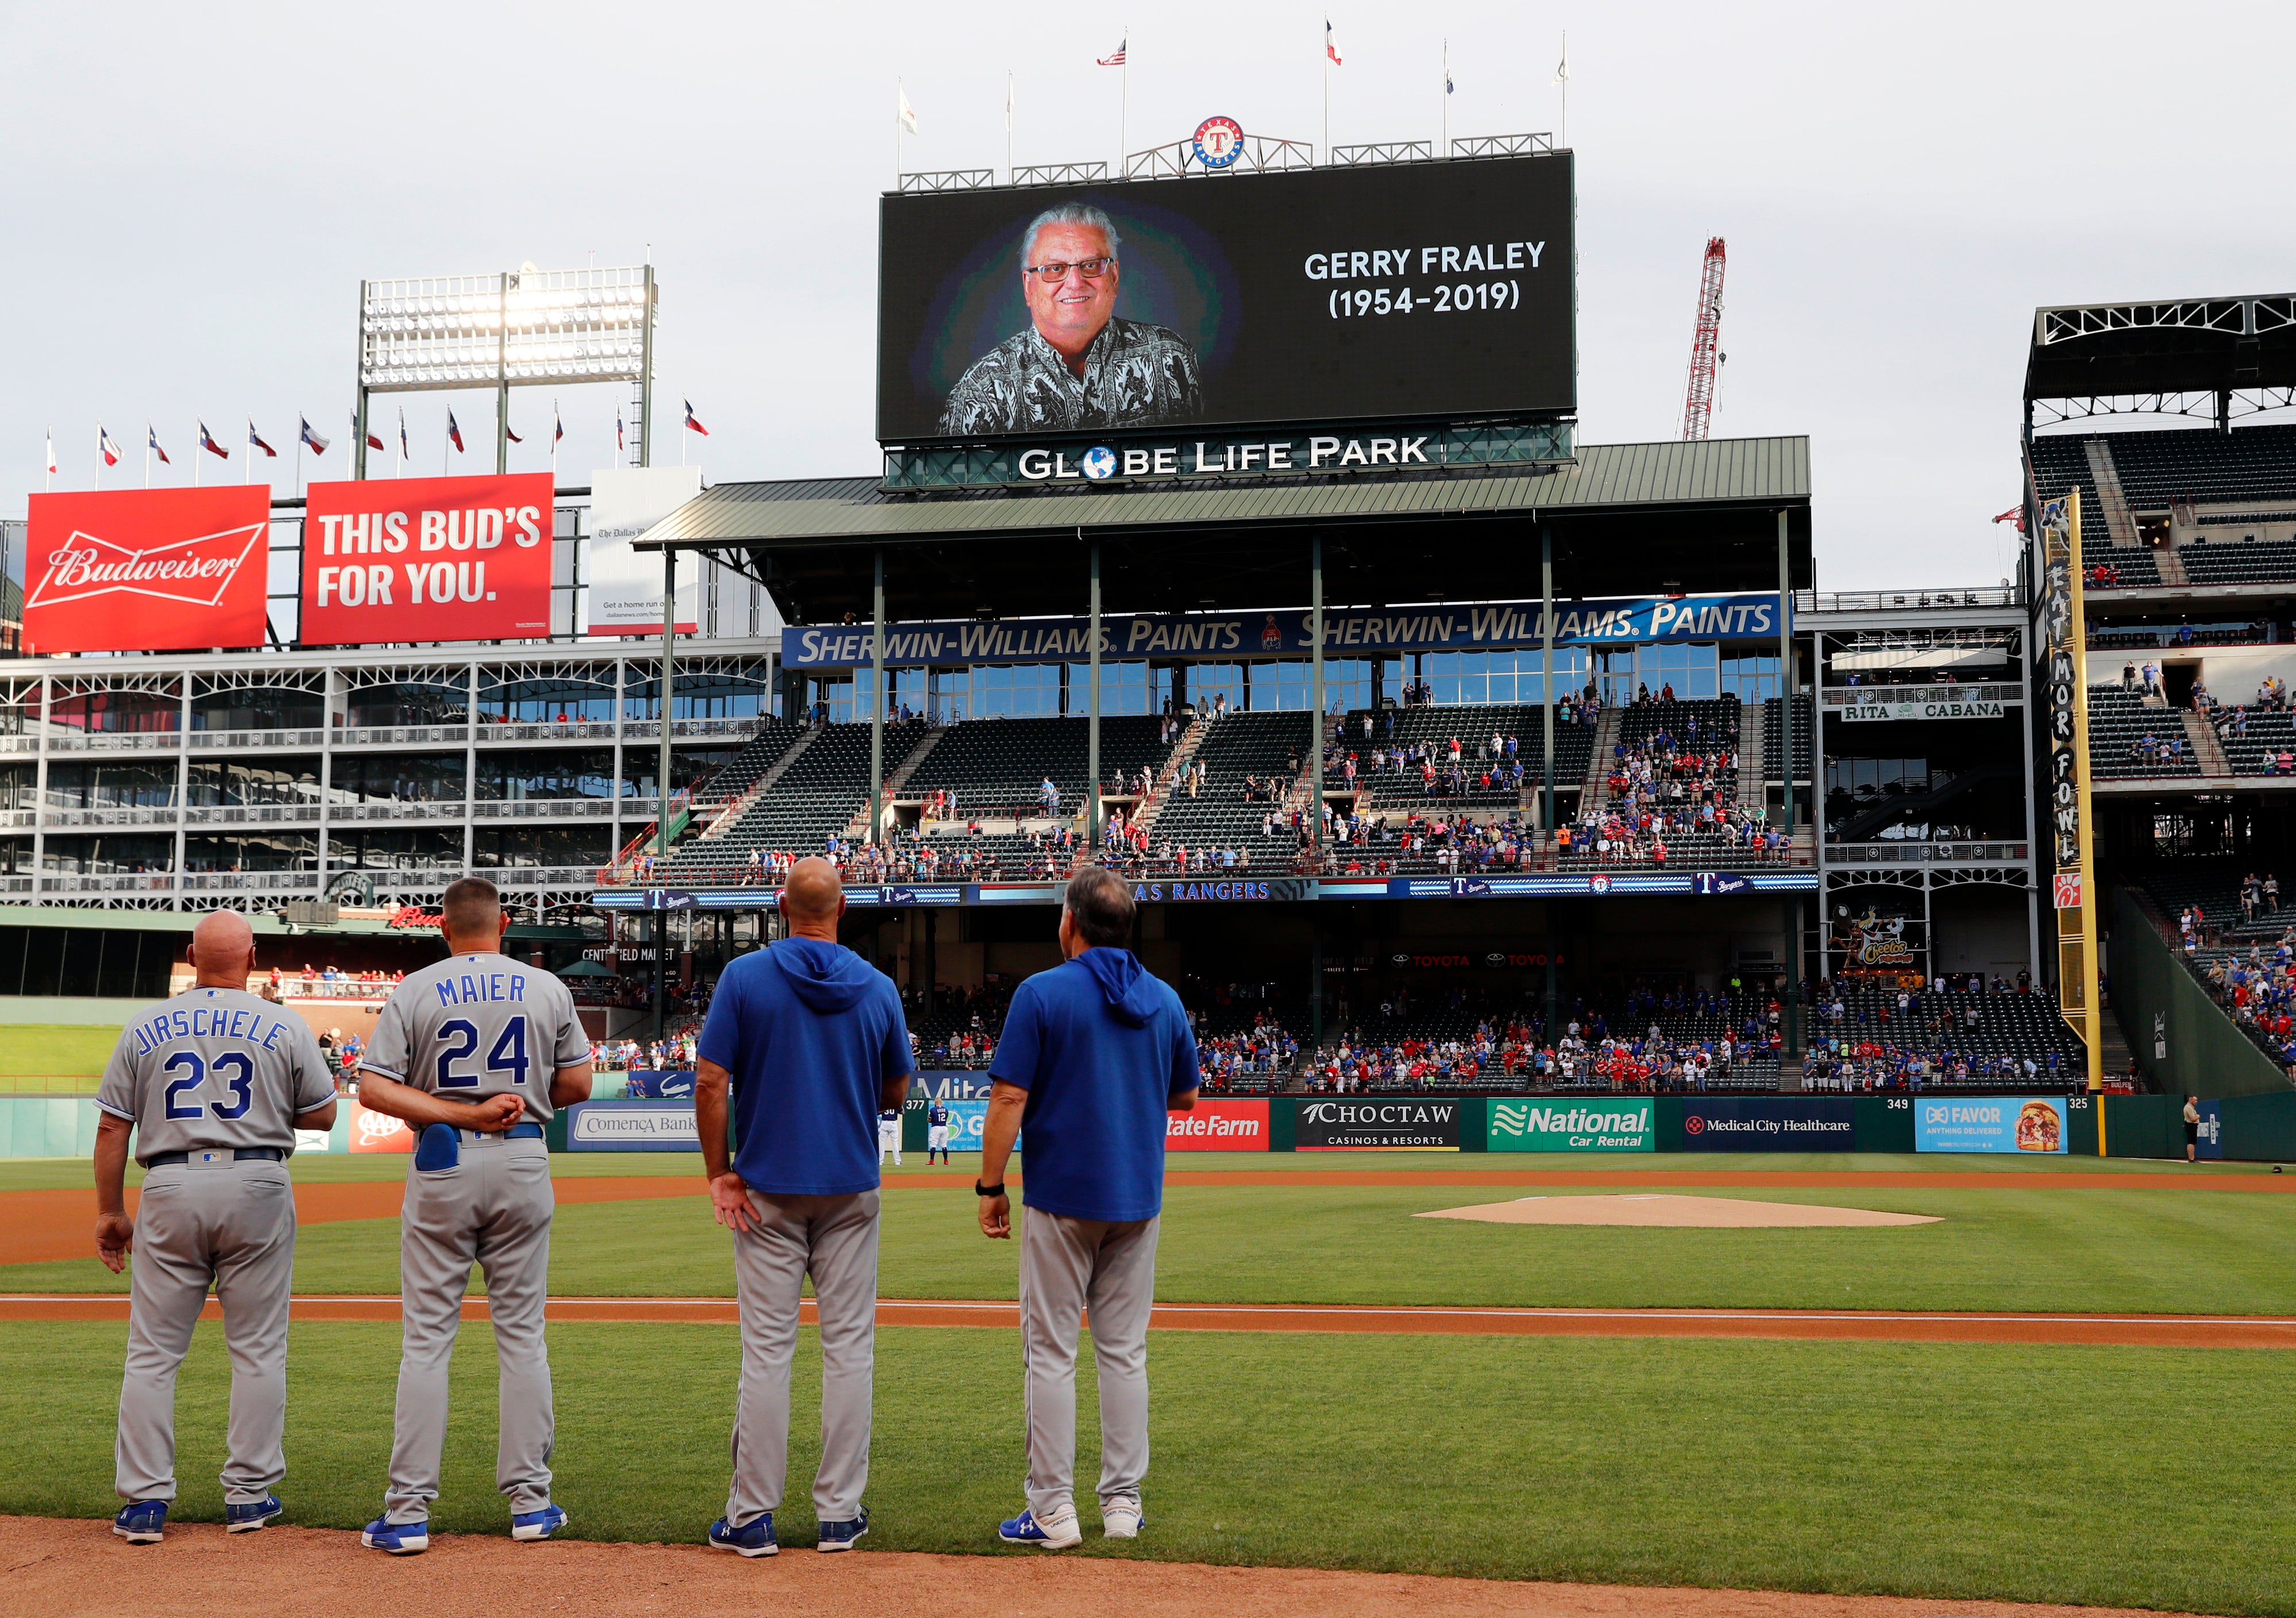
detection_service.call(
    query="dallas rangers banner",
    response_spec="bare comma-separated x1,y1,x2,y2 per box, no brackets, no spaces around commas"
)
25,487,271,653
785,592,1786,669
300,473,555,645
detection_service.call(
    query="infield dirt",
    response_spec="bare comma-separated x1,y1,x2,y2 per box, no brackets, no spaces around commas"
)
0,1516,2232,1618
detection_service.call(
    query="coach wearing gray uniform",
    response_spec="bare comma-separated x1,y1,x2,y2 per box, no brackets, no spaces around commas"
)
978,865,1198,1548
353,876,592,1555
95,910,338,1544
695,857,911,1558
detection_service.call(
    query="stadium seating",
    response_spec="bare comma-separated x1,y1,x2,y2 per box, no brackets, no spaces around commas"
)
2086,423,2296,508
2221,709,2296,776
2082,549,2162,588
690,721,808,807
1142,710,1323,869
901,714,1178,815
1341,703,1591,812
1803,981,2083,1090
2086,686,2201,779
658,719,929,876
2139,860,2294,943
1762,696,1814,779
2181,538,2296,586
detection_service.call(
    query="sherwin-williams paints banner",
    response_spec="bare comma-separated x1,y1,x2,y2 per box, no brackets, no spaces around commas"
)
300,473,554,644
1488,1098,1653,1152
1678,1096,1855,1151
1915,1096,2069,1154
24,486,271,653
879,153,1574,441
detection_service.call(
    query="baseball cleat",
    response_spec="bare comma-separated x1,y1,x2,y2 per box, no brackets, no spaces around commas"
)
1101,1497,1143,1539
816,1506,868,1551
361,1516,429,1555
226,1494,283,1533
708,1512,778,1558
113,1501,168,1543
511,1503,568,1541
999,1505,1082,1548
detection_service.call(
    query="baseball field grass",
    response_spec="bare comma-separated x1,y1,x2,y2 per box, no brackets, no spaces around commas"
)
1,1318,2290,1615
0,1023,117,1088
6,1153,2293,1315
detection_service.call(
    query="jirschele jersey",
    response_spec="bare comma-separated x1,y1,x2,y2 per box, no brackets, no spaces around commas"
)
361,953,590,1122
97,986,335,1163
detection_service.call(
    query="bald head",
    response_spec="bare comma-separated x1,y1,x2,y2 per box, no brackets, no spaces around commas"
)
190,910,257,987
780,857,844,939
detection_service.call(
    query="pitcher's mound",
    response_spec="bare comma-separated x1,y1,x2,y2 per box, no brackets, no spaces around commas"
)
1417,1194,1940,1228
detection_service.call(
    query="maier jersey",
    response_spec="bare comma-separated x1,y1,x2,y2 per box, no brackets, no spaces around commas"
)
361,953,589,1123
97,986,335,1164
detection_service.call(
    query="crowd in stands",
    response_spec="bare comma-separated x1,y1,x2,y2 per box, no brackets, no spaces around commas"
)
2196,933,2296,1075
265,966,407,1000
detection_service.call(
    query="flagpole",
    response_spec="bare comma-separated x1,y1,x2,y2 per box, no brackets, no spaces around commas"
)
1322,26,1329,160
1558,30,1569,149
193,428,200,489
295,433,303,501
92,425,100,491
1120,29,1129,174
895,77,902,187
45,430,53,493
1006,70,1013,183
244,423,250,486
144,432,151,491
1442,40,1449,155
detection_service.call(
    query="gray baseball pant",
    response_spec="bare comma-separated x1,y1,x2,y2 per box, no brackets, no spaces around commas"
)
116,1157,297,1505
385,1135,555,1524
727,1190,880,1525
1018,1209,1160,1520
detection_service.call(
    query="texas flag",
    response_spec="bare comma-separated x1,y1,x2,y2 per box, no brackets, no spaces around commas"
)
1326,19,1342,64
447,410,465,453
199,421,229,460
616,411,626,453
298,416,330,455
505,421,523,444
398,407,410,460
684,400,708,436
360,411,384,452
553,402,564,446
247,421,277,459
99,425,122,467
148,424,171,465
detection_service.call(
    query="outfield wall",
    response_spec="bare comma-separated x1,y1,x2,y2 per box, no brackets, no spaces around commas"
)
9,1090,2294,1162
2112,885,2290,1099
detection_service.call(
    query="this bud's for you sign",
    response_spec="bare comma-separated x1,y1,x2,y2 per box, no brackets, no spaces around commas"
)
25,487,271,653
300,473,555,644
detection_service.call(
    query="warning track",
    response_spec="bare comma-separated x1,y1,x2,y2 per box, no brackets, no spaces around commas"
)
3,1293,2288,1348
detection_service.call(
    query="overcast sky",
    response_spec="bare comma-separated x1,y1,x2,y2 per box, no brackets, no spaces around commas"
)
5,2,2290,592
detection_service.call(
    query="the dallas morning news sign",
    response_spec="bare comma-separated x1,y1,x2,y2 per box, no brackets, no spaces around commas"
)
785,593,1786,669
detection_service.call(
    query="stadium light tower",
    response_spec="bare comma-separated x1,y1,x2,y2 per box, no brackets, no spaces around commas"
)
1680,237,1727,441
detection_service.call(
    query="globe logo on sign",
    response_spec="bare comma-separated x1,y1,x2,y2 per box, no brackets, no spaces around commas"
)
1193,115,1245,168
1080,445,1118,480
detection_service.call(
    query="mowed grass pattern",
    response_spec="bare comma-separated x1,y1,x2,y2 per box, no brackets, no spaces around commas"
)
2,1320,2291,1615
10,1173,2296,1315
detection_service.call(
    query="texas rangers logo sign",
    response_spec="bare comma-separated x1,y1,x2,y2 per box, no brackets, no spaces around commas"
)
1589,874,1614,895
1193,115,1244,168
25,487,270,653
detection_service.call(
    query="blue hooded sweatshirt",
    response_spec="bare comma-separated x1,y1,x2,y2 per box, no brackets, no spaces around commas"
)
699,936,912,1196
989,947,1199,1223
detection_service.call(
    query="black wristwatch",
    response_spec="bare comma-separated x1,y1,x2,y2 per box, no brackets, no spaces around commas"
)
974,1180,1006,1197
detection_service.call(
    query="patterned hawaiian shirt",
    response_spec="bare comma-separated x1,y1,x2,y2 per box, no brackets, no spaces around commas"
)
937,317,1203,436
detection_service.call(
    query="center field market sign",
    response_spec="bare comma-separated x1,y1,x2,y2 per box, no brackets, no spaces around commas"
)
1488,1099,1654,1153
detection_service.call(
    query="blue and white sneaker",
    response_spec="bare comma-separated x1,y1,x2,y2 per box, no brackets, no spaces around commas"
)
707,1512,778,1558
511,1504,568,1542
361,1516,429,1555
226,1494,283,1533
113,1501,167,1544
998,1504,1081,1548
1101,1496,1143,1539
816,1506,867,1552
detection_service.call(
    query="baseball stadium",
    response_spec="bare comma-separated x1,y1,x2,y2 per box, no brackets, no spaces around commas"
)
6,86,2296,1618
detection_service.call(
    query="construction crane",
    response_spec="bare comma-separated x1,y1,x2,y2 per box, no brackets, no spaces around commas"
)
1680,237,1727,441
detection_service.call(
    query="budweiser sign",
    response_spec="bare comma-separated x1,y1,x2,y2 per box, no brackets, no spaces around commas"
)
25,488,271,653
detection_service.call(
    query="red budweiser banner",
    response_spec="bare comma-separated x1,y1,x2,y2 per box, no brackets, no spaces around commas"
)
300,473,555,645
24,487,271,653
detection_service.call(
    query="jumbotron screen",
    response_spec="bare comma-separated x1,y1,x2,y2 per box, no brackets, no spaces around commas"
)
876,151,1575,443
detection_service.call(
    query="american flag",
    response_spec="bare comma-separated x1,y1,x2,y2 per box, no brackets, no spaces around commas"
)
1097,37,1126,66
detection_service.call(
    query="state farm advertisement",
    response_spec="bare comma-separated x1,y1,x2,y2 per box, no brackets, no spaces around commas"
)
1167,1098,1269,1152
300,473,554,644
24,487,270,653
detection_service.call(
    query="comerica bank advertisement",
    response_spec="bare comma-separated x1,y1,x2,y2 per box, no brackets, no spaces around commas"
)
877,153,1574,441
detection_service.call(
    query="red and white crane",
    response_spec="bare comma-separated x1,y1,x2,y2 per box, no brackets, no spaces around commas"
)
1680,237,1727,441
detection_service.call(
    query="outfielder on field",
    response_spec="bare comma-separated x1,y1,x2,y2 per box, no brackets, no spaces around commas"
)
927,1097,952,1165
352,876,593,1555
95,911,339,1545
696,857,913,1557
978,865,1199,1548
